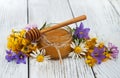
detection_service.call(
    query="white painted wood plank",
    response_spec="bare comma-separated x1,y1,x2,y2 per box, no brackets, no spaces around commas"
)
69,0,120,78
29,0,95,78
0,0,28,78
108,0,120,16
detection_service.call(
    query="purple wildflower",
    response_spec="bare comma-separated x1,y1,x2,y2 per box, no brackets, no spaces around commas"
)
15,52,26,64
108,43,119,58
74,22,90,39
25,24,37,31
91,47,106,64
5,50,15,62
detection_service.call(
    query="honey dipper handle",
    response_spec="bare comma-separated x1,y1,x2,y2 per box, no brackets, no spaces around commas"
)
40,15,86,34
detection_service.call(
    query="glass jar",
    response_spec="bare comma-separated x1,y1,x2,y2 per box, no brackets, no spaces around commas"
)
38,24,72,59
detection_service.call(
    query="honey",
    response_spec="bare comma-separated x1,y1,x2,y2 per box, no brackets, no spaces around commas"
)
39,27,72,59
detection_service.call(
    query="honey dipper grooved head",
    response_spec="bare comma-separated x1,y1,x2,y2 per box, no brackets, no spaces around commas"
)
25,28,41,41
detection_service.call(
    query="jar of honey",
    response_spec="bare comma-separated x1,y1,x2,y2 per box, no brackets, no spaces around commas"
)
38,25,72,59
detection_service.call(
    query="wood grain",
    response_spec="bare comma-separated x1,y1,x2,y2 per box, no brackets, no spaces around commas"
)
69,0,120,78
108,0,120,16
0,0,120,78
29,0,95,78
0,0,28,78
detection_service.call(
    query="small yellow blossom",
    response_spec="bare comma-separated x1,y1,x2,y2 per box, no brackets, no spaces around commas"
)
22,38,30,46
85,55,97,67
103,51,111,62
21,44,37,54
86,38,97,49
21,46,31,54
85,38,97,55
7,29,31,53
20,29,26,37
98,42,105,48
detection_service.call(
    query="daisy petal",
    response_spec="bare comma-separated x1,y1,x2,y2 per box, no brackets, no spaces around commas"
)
32,51,37,56
74,39,79,46
30,53,37,58
70,42,76,48
36,49,40,55
72,53,76,59
69,52,74,57
80,52,86,55
78,54,82,58
76,54,79,59
42,49,46,56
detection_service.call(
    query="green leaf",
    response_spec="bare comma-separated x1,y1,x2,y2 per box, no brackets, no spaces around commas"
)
40,22,47,30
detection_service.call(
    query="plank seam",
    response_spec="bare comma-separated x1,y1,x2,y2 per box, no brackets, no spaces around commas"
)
67,0,96,78
27,0,30,78
67,0,77,27
91,67,97,78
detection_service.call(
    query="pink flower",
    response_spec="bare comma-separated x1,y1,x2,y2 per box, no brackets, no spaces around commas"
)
108,43,119,58
25,24,38,31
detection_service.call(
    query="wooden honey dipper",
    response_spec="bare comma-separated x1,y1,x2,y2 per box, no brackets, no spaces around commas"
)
25,15,87,41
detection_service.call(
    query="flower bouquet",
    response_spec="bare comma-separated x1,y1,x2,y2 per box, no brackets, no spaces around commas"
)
6,22,119,67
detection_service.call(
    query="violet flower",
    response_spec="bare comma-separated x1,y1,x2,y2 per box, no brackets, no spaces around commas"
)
74,22,90,39
91,47,106,64
15,52,27,64
5,50,15,62
108,43,119,58
25,24,37,31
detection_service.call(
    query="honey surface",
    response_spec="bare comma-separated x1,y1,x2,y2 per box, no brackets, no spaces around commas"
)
44,28,70,43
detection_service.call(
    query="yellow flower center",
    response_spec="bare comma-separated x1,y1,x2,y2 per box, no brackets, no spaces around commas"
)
94,53,99,57
36,55,44,62
79,32,83,34
74,46,82,54
20,55,23,59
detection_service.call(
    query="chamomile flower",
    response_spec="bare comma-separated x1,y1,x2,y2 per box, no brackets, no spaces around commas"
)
30,49,50,63
69,41,87,58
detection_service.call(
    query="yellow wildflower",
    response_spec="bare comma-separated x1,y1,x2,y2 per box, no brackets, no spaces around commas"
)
7,29,29,52
103,51,111,62
21,44,37,54
20,29,26,37
21,46,30,54
7,37,14,49
85,55,97,67
28,44,37,51
86,38,97,49
98,42,105,48
88,49,93,53
22,38,30,46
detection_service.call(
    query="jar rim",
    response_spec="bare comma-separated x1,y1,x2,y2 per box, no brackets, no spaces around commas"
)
40,24,72,45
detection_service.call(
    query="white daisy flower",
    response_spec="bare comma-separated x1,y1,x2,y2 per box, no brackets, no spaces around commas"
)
69,41,87,59
30,49,50,62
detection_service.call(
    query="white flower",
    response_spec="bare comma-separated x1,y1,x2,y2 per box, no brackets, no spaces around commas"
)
69,42,87,59
30,49,50,62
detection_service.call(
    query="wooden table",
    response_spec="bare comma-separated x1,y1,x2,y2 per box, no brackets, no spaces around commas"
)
0,0,120,78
